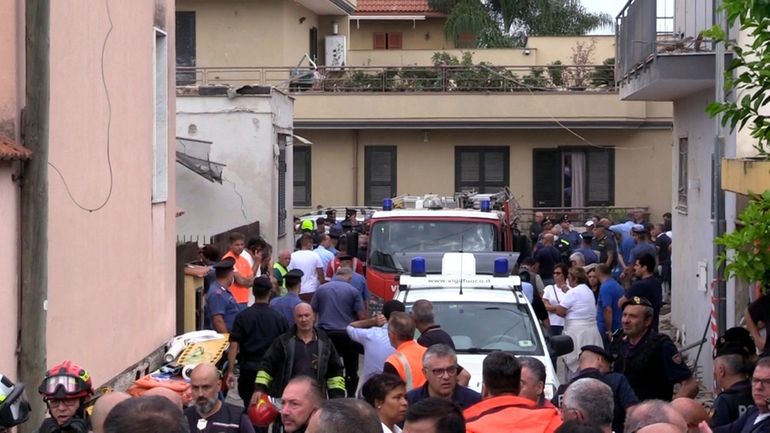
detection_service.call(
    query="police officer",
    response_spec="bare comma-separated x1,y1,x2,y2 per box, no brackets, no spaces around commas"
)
225,276,288,410
553,345,638,433
711,329,756,427
206,257,241,333
611,296,698,401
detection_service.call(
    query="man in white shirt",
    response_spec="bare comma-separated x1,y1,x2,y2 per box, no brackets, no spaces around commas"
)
289,234,325,302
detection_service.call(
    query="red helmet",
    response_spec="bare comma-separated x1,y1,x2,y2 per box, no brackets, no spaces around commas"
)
38,361,93,400
247,395,279,427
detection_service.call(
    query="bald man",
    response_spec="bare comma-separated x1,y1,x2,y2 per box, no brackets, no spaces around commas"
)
184,363,255,433
143,386,183,409
92,392,131,433
625,400,688,433
637,423,686,433
670,398,709,433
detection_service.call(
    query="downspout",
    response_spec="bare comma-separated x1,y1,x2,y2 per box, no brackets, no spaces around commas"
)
354,129,359,205
713,0,727,336
19,0,49,430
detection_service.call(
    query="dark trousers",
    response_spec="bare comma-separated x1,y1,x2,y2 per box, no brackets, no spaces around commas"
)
238,368,258,408
325,330,362,397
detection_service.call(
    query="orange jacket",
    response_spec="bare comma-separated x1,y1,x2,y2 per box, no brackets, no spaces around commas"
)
464,395,562,433
385,340,427,391
222,251,253,304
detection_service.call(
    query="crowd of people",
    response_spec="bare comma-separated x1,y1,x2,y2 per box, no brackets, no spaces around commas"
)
4,208,770,433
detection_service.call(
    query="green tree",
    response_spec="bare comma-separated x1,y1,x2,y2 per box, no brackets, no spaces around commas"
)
429,0,612,48
703,0,770,156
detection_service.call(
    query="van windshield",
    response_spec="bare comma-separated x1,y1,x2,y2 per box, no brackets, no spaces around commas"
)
414,301,544,356
368,221,497,272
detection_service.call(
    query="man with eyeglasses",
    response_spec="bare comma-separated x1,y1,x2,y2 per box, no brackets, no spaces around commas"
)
36,360,93,433
406,344,481,410
715,356,770,433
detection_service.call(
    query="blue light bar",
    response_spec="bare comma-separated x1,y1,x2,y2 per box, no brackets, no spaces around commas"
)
411,257,426,276
493,257,509,277
383,198,393,211
480,199,490,212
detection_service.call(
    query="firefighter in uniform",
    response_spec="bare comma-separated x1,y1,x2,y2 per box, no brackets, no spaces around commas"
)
610,297,698,401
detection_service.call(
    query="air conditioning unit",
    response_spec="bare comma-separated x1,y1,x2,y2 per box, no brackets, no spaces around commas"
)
325,35,346,71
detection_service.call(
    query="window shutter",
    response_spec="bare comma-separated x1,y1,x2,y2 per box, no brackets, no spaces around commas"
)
373,32,387,49
532,149,561,207
586,149,613,206
387,32,402,49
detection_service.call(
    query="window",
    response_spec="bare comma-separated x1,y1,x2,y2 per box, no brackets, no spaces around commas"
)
677,137,688,212
309,27,318,63
277,135,288,237
373,32,403,49
365,146,397,206
153,28,168,203
175,12,195,85
532,148,614,207
293,146,311,207
455,147,509,193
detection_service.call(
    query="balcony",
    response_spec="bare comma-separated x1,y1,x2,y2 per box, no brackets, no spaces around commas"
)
176,64,672,129
178,63,616,93
615,0,723,101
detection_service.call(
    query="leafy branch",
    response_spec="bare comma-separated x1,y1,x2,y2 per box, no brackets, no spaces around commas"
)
702,0,770,157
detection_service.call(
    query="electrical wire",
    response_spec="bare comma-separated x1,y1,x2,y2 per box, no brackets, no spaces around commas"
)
478,64,656,152
48,0,114,212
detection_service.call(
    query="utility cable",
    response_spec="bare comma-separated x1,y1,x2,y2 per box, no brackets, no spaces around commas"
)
48,0,114,212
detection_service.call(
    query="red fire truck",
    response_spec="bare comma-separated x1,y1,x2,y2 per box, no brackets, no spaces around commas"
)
366,190,525,302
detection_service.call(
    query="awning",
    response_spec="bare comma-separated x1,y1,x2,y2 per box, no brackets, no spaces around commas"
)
176,137,226,184
0,136,32,161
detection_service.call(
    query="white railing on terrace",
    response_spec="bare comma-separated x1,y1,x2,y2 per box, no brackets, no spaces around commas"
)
176,64,617,93
615,0,716,82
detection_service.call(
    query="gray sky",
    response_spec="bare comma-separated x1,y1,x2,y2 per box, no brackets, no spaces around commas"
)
581,0,626,34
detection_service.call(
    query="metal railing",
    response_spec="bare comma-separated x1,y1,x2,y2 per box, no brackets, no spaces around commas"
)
177,64,617,93
616,0,715,82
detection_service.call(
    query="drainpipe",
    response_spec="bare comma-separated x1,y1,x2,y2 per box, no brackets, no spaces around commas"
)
19,0,49,430
354,129,359,205
713,0,727,337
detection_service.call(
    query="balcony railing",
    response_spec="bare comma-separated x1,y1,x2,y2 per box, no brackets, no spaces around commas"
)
177,64,617,93
616,0,715,82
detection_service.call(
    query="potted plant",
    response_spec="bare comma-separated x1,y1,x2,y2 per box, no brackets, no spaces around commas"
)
715,191,770,294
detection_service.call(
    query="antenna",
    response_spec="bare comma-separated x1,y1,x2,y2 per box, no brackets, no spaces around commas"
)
459,234,464,295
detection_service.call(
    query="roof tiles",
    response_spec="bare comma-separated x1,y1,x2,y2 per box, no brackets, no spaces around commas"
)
355,0,435,13
0,136,32,161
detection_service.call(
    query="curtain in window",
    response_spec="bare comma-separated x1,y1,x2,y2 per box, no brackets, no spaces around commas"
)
571,152,586,208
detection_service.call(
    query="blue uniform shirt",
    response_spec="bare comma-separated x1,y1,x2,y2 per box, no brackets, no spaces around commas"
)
269,293,302,327
205,281,240,332
597,278,624,334
350,272,370,301
575,247,599,265
311,278,364,331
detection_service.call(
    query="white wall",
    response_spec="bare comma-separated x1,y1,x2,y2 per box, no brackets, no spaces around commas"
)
176,92,295,254
670,88,739,389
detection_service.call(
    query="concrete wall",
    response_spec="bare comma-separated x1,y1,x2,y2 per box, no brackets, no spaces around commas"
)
176,93,295,253
0,0,22,379
349,18,453,51
294,128,673,218
46,0,177,384
670,88,739,388
177,0,321,67
0,163,20,377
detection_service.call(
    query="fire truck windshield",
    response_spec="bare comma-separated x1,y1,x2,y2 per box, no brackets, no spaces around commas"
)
368,221,497,272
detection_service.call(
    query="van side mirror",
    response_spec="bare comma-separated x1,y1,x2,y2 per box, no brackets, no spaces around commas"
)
547,334,574,358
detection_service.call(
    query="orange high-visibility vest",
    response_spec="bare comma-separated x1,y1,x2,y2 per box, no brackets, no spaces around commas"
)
385,340,427,391
464,395,562,433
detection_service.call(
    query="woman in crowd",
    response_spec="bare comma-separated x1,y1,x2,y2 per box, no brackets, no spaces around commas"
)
545,267,603,381
542,263,571,336
362,373,408,433
585,264,600,304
